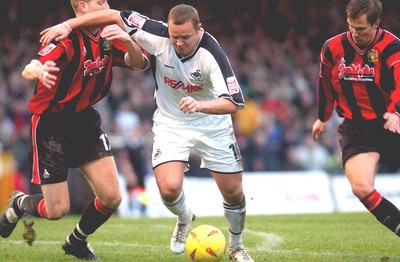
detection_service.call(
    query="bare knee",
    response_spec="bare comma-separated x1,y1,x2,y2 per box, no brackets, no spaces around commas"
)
156,179,182,202
159,187,182,203
45,204,70,220
222,188,244,205
351,183,374,200
98,191,122,210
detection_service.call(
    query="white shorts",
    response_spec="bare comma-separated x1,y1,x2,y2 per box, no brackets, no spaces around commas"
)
151,120,243,173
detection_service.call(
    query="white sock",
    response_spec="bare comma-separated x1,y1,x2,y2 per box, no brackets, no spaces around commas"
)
163,190,191,223
224,198,246,249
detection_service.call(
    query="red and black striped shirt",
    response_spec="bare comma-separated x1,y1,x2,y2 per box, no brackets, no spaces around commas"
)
318,28,400,122
29,27,130,114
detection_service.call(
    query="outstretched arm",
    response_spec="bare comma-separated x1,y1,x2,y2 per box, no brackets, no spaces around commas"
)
40,9,123,45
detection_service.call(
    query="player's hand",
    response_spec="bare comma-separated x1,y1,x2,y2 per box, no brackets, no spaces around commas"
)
383,112,400,134
101,24,131,42
180,96,202,113
40,22,70,46
312,119,327,141
39,61,59,89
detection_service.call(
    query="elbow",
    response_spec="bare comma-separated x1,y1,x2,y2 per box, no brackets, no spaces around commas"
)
110,9,123,25
131,56,149,71
223,99,240,114
132,57,146,70
228,104,239,114
127,59,143,70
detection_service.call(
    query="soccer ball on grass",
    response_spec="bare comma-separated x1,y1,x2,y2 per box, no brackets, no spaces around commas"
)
185,224,226,262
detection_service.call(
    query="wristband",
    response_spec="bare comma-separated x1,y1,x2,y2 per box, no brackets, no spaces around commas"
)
63,22,72,33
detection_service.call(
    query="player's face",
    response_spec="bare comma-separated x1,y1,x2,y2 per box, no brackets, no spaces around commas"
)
347,13,380,48
168,21,202,57
85,0,110,12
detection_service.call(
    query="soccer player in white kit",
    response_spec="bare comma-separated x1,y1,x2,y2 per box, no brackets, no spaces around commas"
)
40,4,253,261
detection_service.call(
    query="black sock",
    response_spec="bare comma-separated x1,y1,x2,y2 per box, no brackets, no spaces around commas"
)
362,190,400,236
18,195,44,218
69,198,115,243
370,198,400,236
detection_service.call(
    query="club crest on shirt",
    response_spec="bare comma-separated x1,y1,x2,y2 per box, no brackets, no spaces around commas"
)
189,69,203,82
367,49,379,63
102,39,111,51
38,43,56,56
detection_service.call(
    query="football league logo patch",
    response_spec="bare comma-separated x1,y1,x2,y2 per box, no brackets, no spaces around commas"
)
128,13,146,28
38,43,56,56
227,76,240,94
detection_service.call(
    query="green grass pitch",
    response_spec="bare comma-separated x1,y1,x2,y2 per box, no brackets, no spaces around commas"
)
1,212,399,261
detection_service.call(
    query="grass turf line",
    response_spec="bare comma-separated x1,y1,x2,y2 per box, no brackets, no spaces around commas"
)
1,212,399,261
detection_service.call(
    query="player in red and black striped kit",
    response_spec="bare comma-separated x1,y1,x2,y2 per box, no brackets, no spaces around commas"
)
0,0,148,260
312,0,400,238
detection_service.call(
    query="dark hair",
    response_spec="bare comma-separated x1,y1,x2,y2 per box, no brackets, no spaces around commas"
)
168,4,200,27
346,0,382,25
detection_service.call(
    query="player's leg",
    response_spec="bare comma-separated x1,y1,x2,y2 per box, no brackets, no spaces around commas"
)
345,152,400,236
62,156,121,260
0,178,69,238
0,113,70,238
154,161,194,254
196,123,253,261
152,122,194,253
212,171,253,262
60,108,118,259
25,111,71,220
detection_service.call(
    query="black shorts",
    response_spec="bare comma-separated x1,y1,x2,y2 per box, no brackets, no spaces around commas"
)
28,107,113,185
339,118,400,168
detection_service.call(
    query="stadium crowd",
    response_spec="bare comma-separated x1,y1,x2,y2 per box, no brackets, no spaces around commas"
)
1,0,400,200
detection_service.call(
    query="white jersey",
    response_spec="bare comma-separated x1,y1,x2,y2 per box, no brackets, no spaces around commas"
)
119,10,245,127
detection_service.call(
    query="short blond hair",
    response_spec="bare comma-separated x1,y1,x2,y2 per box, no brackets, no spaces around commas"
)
70,0,89,13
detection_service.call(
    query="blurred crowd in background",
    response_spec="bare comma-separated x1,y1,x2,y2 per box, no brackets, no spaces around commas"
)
1,0,400,214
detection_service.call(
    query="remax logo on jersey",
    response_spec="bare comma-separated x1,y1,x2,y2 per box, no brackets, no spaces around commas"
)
127,13,146,28
84,55,109,76
227,76,240,94
338,58,375,81
164,76,203,93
